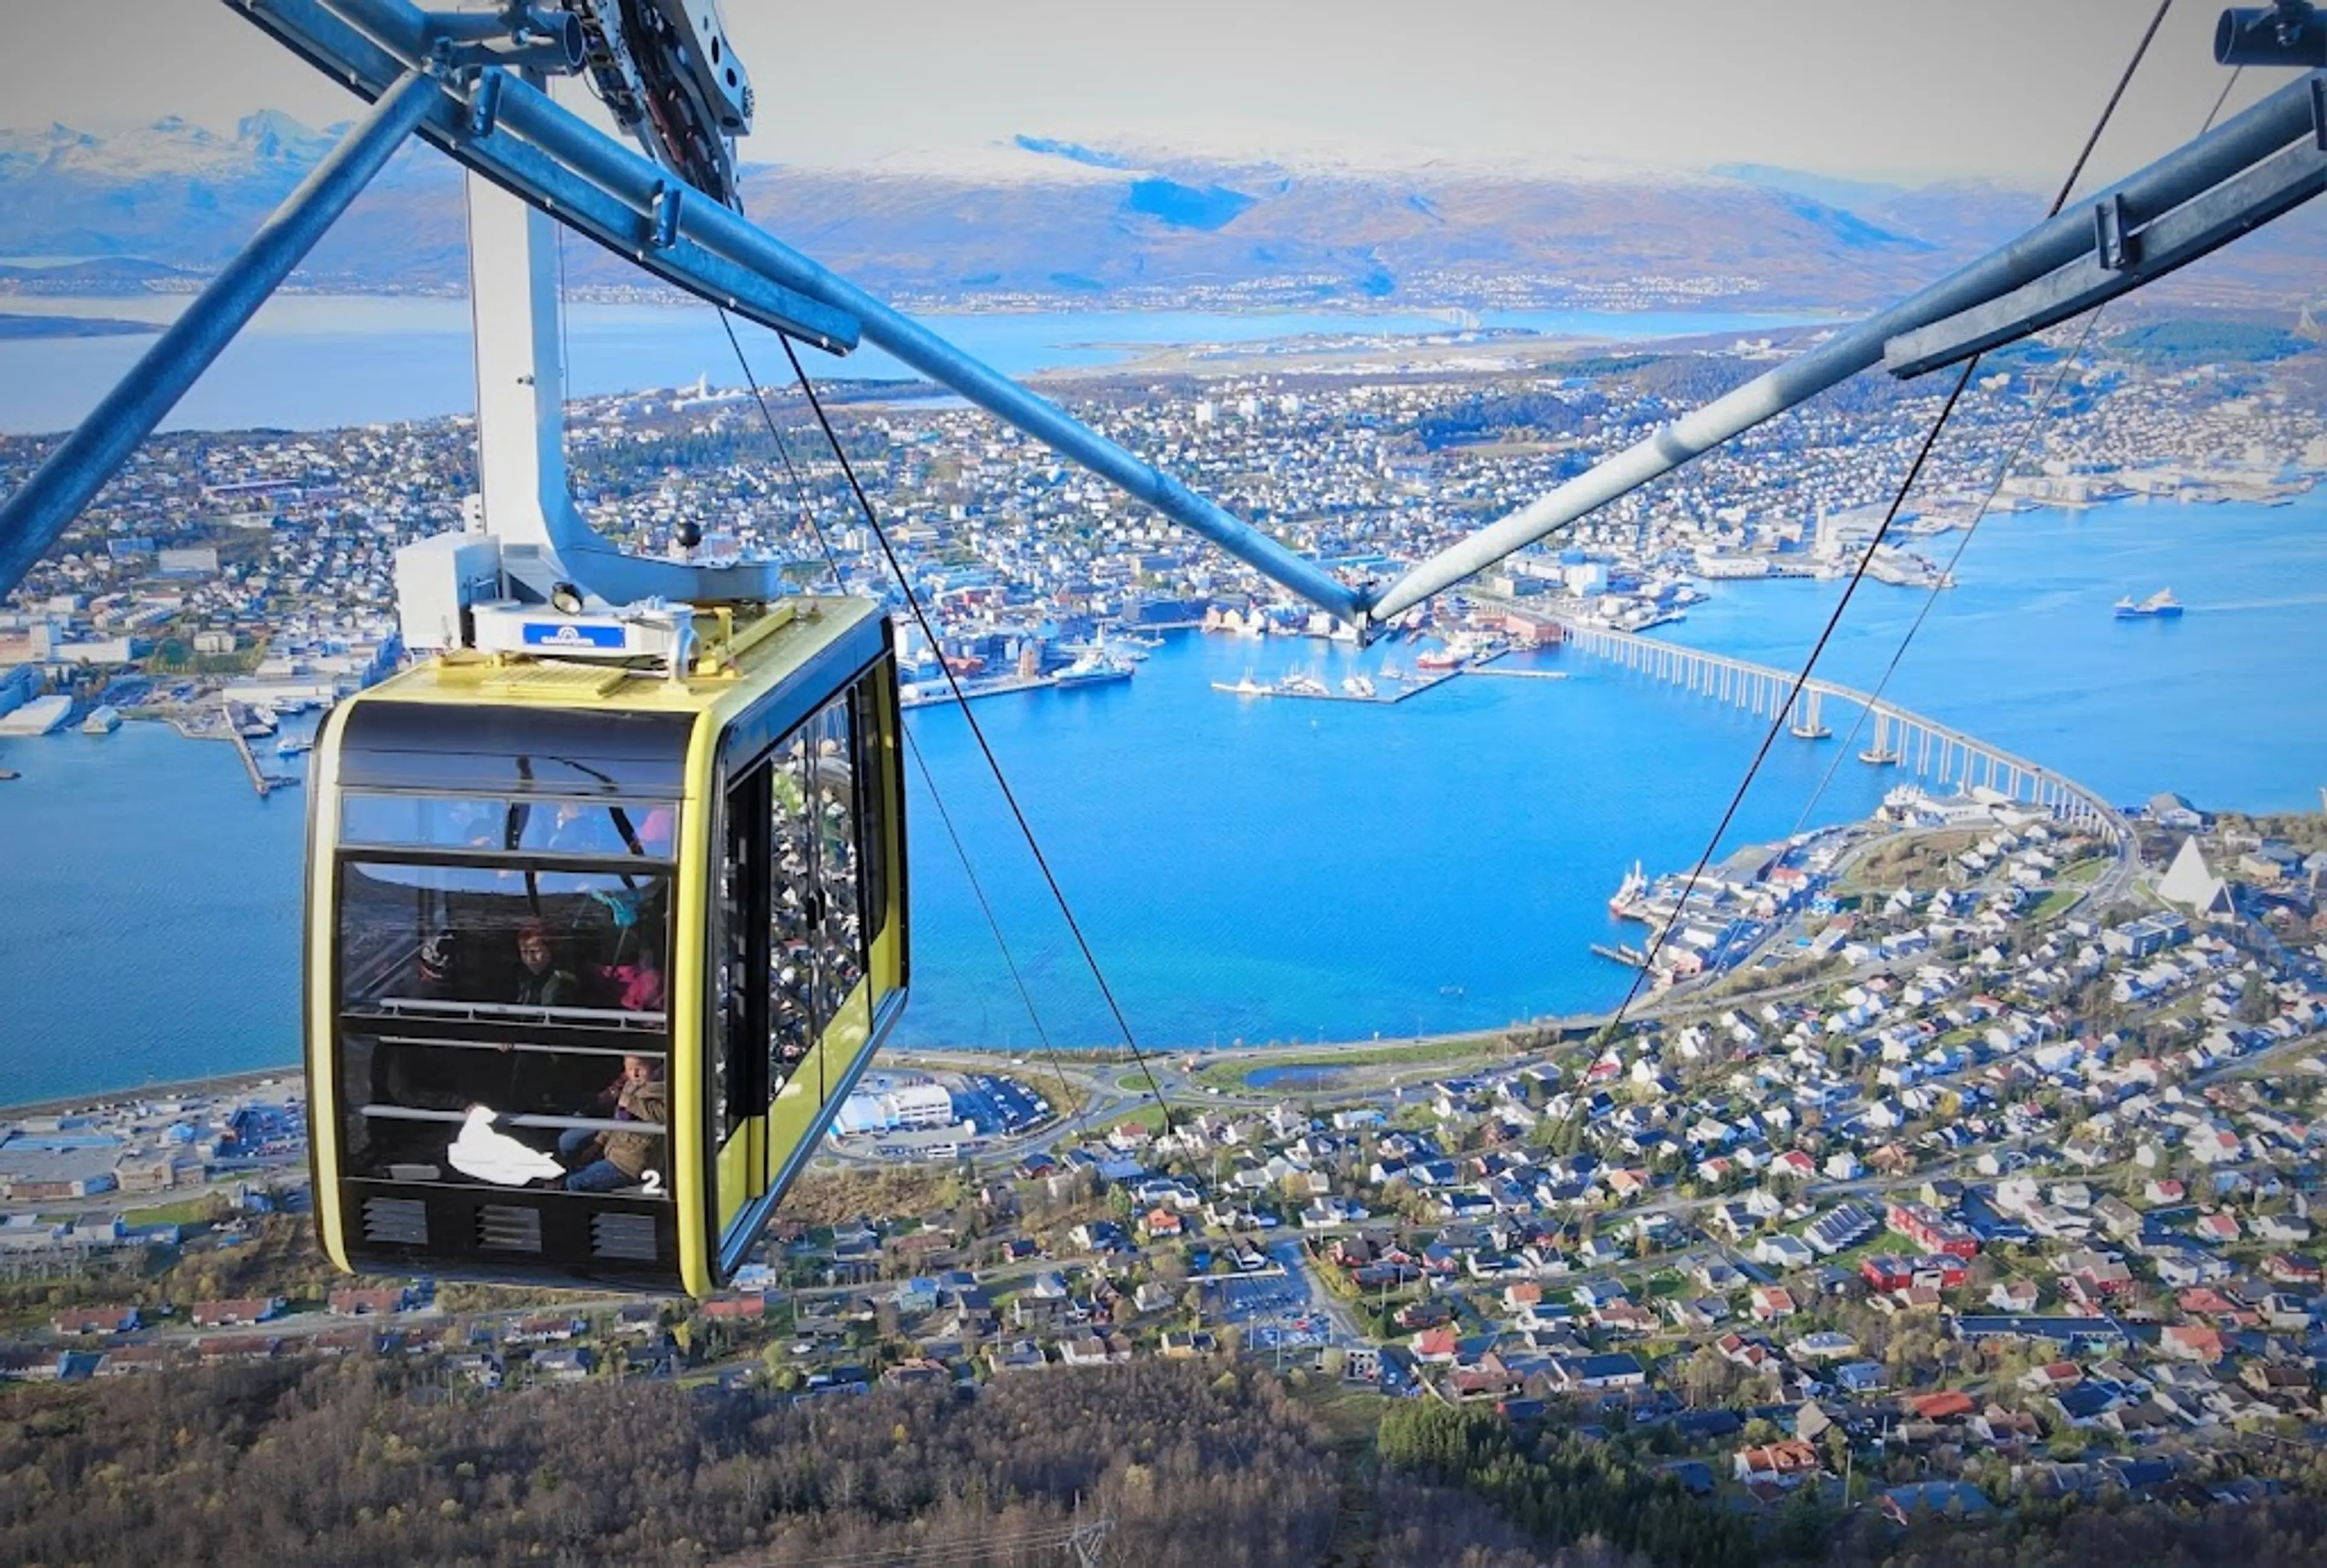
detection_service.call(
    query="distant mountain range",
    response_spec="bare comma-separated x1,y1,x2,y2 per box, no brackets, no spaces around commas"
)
0,113,2317,311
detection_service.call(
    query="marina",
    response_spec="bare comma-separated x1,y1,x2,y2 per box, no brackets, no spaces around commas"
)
1210,667,1449,704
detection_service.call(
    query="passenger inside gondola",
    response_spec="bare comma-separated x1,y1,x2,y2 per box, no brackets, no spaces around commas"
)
511,920,579,1007
332,840,674,1187
595,941,664,1012
557,1054,667,1193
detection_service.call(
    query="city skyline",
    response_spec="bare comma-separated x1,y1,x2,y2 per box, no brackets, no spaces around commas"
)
0,1,2289,188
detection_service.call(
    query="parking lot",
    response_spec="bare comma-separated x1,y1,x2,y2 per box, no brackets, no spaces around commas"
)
1197,1263,1347,1351
954,1074,1050,1137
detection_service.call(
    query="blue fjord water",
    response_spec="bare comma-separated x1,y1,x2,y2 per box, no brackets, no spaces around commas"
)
2,492,2322,1103
0,296,1824,435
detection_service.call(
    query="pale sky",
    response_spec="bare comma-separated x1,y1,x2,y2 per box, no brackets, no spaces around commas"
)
0,1,2286,187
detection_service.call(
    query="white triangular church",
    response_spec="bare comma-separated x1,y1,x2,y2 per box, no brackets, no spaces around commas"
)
2158,837,2234,918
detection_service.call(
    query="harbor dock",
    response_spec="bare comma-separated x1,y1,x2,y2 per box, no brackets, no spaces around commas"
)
225,722,276,798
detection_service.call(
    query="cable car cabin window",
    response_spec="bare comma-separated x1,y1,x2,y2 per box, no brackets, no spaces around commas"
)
341,794,677,859
333,857,672,1203
851,675,892,953
711,767,767,1150
768,695,869,1105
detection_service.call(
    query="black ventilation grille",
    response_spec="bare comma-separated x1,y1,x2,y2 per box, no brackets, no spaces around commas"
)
591,1211,661,1262
362,1197,428,1246
477,1204,544,1253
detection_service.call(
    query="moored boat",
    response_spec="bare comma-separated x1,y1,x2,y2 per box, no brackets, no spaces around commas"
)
1608,861,1648,918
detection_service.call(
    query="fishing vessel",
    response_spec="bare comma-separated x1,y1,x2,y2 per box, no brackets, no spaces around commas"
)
2114,588,2183,618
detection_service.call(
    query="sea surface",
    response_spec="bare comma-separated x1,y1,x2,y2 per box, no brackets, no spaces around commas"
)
2,491,2321,1103
0,294,1823,435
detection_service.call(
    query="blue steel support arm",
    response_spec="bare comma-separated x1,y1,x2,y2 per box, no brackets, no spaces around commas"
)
236,0,1368,626
0,68,443,600
1360,68,2327,623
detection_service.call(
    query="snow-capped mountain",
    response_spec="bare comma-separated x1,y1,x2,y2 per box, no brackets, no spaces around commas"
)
0,113,2317,311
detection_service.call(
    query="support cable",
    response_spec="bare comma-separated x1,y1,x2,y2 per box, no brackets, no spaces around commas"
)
768,330,1176,1132
717,313,1091,1134
716,311,845,590
896,722,1093,1132
1789,54,2243,835
1602,1,2176,1036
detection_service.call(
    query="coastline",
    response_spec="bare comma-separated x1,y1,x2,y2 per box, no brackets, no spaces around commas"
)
0,1062,305,1120
0,1025,1570,1122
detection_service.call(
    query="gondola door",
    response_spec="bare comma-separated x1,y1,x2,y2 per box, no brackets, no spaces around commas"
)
711,762,770,1269
762,693,870,1195
707,672,885,1281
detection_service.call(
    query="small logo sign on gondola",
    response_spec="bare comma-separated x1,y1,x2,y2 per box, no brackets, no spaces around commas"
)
522,621,626,649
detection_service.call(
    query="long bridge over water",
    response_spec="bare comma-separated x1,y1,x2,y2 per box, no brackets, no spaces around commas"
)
1541,616,2129,845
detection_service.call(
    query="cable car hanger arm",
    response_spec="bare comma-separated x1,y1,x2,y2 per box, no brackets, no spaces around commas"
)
285,0,2325,633
3,4,2315,626
228,0,1368,626
1365,61,2327,623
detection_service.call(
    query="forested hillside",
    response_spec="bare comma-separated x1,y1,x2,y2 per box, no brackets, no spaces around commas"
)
15,1354,2327,1567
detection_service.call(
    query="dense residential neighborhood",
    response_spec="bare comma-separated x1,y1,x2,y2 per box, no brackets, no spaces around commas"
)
5,785,2325,1537
4,320,2321,713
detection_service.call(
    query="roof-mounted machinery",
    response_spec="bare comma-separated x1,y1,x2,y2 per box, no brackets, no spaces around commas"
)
563,0,753,209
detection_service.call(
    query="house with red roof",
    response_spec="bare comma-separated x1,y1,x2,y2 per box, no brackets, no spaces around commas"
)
1906,1390,1977,1422
2159,1324,2228,1363
53,1306,139,1336
191,1298,282,1329
1733,1440,1822,1487
1411,1327,1459,1364
2176,1286,2246,1320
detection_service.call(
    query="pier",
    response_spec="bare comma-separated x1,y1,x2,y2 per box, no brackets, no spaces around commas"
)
225,722,276,797
218,700,278,799
1465,664,1569,682
1550,618,2128,843
1213,671,1456,706
225,721,278,796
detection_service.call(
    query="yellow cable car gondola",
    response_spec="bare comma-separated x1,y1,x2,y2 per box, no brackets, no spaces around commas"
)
307,598,905,1296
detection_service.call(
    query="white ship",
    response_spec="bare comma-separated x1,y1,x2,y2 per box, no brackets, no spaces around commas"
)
1608,861,1648,919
